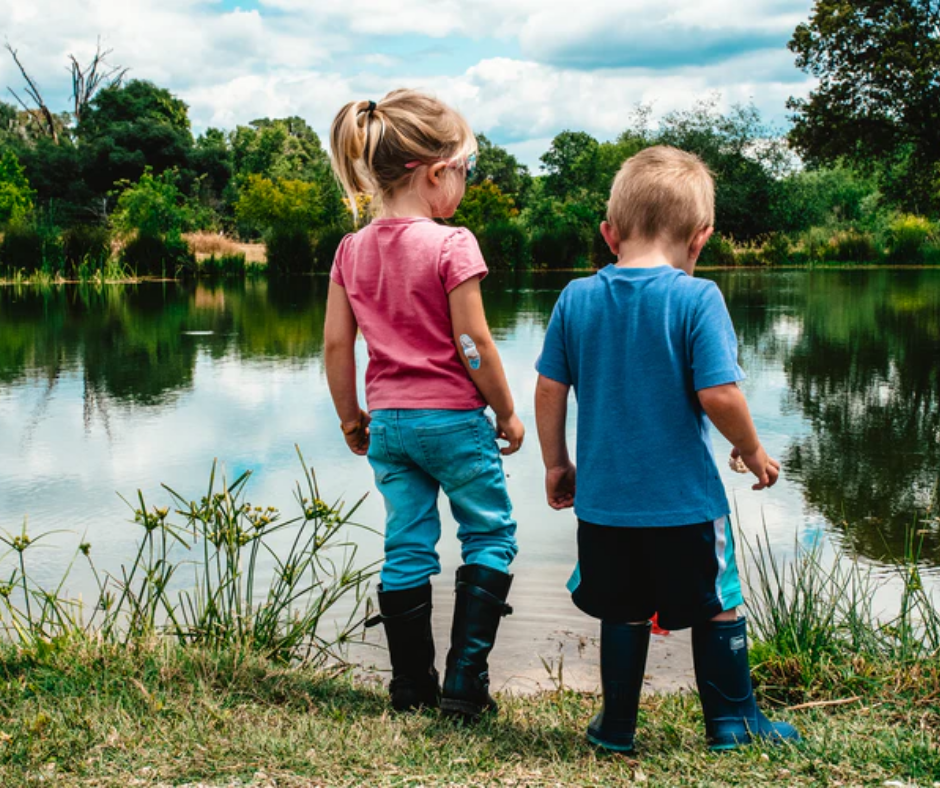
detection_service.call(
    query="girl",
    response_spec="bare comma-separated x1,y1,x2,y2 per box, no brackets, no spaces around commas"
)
324,89,523,719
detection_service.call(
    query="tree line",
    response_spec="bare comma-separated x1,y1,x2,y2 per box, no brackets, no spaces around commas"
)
1,0,938,277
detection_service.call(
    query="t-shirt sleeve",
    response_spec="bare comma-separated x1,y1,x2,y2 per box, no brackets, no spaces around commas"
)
535,292,572,386
690,282,746,390
329,233,353,287
439,228,489,293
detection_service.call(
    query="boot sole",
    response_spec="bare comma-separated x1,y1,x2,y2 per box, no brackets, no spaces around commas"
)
586,730,635,753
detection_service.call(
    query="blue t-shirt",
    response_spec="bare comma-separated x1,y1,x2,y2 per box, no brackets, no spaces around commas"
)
536,264,745,527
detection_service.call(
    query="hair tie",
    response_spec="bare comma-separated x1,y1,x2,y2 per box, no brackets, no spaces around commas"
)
366,100,376,114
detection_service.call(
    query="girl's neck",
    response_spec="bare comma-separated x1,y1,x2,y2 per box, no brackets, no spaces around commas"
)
381,191,434,219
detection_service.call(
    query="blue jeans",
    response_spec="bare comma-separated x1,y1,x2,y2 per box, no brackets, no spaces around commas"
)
367,408,518,591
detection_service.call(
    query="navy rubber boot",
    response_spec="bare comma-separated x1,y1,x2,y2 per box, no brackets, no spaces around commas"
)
692,617,801,750
586,620,652,753
366,583,440,712
441,564,513,720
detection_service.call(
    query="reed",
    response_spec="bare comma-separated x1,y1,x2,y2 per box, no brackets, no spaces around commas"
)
0,447,377,666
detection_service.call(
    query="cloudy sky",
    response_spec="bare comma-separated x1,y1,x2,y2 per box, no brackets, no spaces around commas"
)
0,0,816,166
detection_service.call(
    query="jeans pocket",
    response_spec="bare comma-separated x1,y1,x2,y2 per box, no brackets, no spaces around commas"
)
415,416,486,488
368,423,390,460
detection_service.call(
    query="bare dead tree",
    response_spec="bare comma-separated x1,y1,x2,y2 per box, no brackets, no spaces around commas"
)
4,43,59,144
69,38,128,124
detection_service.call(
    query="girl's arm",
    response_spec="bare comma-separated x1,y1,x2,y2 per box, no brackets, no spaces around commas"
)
324,280,370,455
535,374,576,509
448,276,524,455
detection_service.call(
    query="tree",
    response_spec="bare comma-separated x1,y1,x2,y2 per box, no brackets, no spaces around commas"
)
0,150,35,225
79,80,194,195
788,0,940,213
231,117,331,183
452,181,518,236
234,174,324,236
112,168,192,238
472,134,531,201
541,131,601,198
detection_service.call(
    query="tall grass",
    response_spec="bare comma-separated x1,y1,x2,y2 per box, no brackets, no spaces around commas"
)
0,448,377,666
743,520,940,702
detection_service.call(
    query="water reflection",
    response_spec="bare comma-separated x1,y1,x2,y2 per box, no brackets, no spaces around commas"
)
1,270,939,569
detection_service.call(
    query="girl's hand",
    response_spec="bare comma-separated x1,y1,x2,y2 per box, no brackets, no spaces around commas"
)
341,409,371,456
731,445,780,490
496,412,524,455
545,462,576,509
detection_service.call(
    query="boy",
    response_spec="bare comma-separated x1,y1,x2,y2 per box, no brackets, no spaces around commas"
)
534,146,800,752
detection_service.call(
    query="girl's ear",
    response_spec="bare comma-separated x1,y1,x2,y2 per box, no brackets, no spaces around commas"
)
427,161,448,187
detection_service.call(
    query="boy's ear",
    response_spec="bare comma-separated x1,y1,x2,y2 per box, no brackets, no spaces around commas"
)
600,221,621,256
688,226,714,264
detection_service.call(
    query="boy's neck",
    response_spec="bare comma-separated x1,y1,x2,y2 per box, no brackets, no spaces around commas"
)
615,236,695,275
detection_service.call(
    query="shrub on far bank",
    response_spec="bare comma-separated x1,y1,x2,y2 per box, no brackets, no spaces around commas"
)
887,214,935,263
197,253,246,277
828,229,879,263
122,232,196,277
698,232,736,266
531,223,588,269
313,225,350,272
478,221,531,271
0,220,63,274
62,224,111,273
266,226,315,274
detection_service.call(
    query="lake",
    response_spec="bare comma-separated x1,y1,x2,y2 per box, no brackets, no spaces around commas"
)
1,269,938,690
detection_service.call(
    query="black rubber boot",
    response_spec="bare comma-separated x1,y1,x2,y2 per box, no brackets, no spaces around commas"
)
441,564,513,719
365,584,440,712
586,620,652,753
692,617,801,750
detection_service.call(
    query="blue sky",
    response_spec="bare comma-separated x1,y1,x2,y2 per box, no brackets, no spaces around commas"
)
0,0,816,167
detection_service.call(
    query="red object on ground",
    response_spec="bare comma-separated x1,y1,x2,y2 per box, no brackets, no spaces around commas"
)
651,612,670,636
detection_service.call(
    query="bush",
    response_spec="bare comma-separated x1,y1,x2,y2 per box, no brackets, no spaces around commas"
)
759,232,792,266
313,225,351,272
828,229,879,263
698,232,736,265
62,224,112,273
888,214,934,262
530,223,588,269
799,226,831,262
0,221,63,274
478,221,531,271
265,227,315,274
122,232,195,276
198,253,246,277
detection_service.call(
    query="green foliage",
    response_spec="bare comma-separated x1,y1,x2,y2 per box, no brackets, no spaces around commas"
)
313,225,351,271
759,232,793,265
697,232,736,266
541,131,602,198
477,220,531,271
121,232,194,276
79,80,194,195
774,165,877,233
0,150,35,226
828,229,880,263
0,216,63,274
472,133,531,202
265,226,316,274
232,117,331,183
112,168,193,238
887,214,935,262
61,224,111,272
235,174,324,237
788,0,940,213
196,253,246,277
452,181,518,236
531,222,589,270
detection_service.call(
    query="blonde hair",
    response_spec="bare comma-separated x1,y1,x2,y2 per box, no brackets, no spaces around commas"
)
330,89,477,220
607,146,715,244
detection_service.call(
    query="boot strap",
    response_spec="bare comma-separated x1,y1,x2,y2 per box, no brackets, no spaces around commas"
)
365,599,432,629
456,581,513,616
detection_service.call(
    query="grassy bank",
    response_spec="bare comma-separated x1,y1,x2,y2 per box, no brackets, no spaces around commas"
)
1,636,937,787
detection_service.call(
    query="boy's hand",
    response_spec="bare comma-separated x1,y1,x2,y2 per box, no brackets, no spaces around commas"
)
496,412,525,455
731,446,780,491
341,409,371,456
545,462,576,509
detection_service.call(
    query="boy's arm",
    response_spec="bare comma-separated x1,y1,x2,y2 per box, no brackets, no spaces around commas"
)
324,281,370,456
535,374,576,509
448,276,523,455
697,383,779,490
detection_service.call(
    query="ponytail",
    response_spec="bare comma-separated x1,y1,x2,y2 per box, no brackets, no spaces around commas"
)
329,89,476,222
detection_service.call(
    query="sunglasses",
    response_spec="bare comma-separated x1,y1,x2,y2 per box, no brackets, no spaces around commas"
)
405,152,476,178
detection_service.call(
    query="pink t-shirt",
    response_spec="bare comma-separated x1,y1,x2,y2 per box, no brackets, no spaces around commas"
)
330,217,488,411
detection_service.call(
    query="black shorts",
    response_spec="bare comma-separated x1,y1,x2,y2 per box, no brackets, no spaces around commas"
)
570,517,744,631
